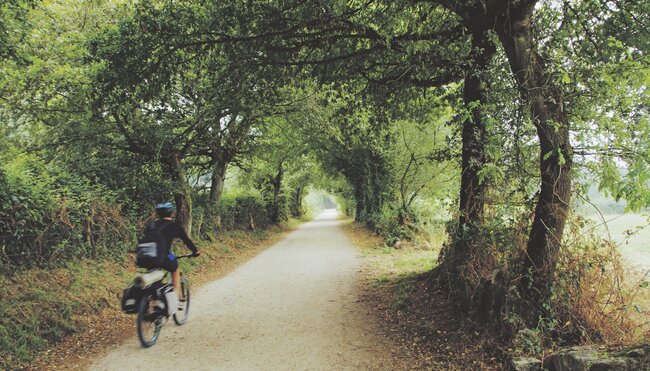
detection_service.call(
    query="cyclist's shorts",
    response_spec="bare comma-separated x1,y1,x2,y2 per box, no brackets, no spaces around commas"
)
159,253,178,272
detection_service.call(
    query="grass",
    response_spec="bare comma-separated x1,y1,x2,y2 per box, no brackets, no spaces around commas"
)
342,220,438,281
0,219,302,370
340,218,438,292
394,273,419,310
0,260,124,367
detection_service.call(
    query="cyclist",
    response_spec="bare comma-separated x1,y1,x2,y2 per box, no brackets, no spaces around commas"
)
147,202,201,295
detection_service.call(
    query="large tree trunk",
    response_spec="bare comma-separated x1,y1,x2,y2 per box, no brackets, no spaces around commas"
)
209,155,228,228
497,4,573,305
441,29,495,290
168,149,193,236
209,158,228,207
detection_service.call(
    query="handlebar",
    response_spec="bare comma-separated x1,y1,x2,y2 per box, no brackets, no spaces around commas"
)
176,253,199,259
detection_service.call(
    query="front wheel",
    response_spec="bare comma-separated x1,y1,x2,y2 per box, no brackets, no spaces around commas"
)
137,293,162,347
173,276,190,325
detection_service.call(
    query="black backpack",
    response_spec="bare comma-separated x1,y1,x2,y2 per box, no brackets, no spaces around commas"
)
136,220,172,268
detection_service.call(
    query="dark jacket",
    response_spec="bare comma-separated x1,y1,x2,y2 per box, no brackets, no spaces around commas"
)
146,219,198,255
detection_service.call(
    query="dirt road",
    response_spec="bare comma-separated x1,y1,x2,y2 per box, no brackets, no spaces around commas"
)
90,210,391,370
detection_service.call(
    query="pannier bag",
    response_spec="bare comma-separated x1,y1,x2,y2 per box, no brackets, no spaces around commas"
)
136,221,172,268
156,284,178,317
121,285,142,314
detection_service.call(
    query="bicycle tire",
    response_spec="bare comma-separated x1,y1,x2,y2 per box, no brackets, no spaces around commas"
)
173,276,190,325
137,293,162,347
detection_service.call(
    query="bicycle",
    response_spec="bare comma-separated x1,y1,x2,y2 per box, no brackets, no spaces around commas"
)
121,254,195,347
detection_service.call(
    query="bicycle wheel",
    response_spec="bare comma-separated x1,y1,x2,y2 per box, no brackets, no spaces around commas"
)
173,276,190,325
137,293,162,347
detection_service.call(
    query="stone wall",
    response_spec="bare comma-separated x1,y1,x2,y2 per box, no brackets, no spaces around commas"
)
510,344,650,371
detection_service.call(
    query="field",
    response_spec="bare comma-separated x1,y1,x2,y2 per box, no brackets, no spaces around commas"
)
587,213,650,270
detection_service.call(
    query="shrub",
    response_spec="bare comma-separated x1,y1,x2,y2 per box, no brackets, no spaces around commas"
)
437,200,650,354
409,198,452,249
548,215,647,345
264,190,289,224
372,199,451,249
217,189,270,231
0,156,136,272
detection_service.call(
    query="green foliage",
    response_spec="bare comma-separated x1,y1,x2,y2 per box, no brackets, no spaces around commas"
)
372,205,410,245
534,0,650,211
300,84,395,225
238,112,316,223
408,198,452,249
386,86,459,211
0,155,136,272
304,188,338,215
213,189,270,231
512,328,544,355
0,0,33,61
366,85,459,245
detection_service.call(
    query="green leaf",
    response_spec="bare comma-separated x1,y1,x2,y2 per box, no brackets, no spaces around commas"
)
561,73,571,84
557,150,566,165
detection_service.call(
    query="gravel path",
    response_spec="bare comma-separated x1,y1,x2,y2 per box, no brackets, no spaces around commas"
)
90,210,390,370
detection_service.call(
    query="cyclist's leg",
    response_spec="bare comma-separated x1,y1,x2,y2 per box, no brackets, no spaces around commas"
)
172,270,181,294
159,257,180,293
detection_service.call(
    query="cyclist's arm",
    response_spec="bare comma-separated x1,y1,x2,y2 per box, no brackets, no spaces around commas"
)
176,224,199,255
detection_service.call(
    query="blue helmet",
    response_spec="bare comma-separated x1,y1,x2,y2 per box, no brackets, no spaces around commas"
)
155,202,175,217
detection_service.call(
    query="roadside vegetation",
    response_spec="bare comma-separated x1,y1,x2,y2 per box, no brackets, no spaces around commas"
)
343,220,504,369
345,213,650,367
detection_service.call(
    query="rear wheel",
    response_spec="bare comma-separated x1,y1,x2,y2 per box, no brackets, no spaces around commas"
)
173,276,190,325
137,293,162,347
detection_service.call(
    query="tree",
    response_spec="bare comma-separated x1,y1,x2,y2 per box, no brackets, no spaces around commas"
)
380,87,458,223
438,28,497,293
231,0,648,312
431,0,649,315
317,87,394,224
0,0,146,202
241,106,316,223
